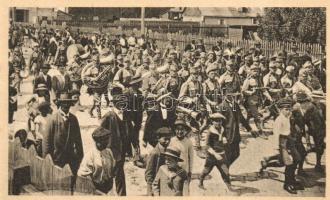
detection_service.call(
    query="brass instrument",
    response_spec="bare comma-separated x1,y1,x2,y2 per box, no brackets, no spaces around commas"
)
176,106,202,122
81,62,113,89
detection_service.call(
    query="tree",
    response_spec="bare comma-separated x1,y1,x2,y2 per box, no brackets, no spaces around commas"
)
257,8,325,45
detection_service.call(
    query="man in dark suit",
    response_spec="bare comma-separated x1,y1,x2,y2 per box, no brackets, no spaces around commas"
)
42,92,83,175
100,87,132,196
34,63,52,95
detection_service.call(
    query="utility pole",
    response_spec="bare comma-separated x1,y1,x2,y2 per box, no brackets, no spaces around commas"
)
141,7,145,35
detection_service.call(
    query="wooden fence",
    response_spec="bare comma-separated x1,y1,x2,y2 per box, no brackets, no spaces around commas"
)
8,138,103,195
14,22,324,60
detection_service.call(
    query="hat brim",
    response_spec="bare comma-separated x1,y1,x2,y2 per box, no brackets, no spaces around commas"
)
35,88,48,91
174,123,191,131
162,153,184,162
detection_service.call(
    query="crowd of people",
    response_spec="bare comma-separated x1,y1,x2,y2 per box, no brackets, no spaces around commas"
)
8,23,326,195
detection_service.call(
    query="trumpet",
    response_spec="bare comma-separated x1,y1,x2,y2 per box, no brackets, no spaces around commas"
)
176,106,202,121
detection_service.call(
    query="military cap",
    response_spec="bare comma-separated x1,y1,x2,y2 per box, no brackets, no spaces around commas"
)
286,65,295,72
235,46,243,53
92,126,112,140
249,46,256,50
277,98,293,108
174,118,191,132
302,61,312,69
207,51,215,56
206,63,218,74
250,64,260,71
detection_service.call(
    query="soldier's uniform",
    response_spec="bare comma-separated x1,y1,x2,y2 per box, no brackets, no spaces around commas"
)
238,55,252,81
29,44,44,77
218,60,241,96
286,45,299,66
203,64,222,113
179,66,203,107
281,65,297,96
242,65,272,131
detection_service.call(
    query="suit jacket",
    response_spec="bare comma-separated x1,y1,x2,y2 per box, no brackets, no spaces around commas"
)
145,144,165,185
34,73,52,93
152,165,188,196
100,110,132,162
42,111,84,174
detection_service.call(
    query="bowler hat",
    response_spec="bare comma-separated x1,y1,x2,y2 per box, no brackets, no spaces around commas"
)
56,92,77,104
206,63,218,74
162,147,183,162
41,63,51,69
92,126,111,140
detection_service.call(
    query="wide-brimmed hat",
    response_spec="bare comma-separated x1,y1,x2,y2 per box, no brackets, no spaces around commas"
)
162,146,183,162
206,63,218,74
92,126,112,141
35,83,48,91
174,118,191,132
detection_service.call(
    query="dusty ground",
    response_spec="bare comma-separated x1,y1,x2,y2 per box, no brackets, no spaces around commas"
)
8,47,325,196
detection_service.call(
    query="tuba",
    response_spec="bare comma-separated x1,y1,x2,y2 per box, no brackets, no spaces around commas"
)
176,106,202,121
81,62,113,89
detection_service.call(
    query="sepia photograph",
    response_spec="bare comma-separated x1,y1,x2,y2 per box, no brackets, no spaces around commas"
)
8,7,326,196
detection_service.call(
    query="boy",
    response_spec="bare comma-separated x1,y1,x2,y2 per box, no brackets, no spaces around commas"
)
78,126,115,194
259,98,303,194
199,113,231,190
152,146,188,196
145,127,172,196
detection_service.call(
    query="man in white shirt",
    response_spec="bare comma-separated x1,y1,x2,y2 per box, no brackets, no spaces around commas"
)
78,126,115,194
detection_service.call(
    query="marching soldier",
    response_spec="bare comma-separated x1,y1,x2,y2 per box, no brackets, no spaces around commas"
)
292,69,313,99
28,43,44,77
281,65,297,95
238,55,253,81
203,63,221,113
178,58,190,82
113,56,134,91
242,64,273,134
286,44,299,66
84,49,107,119
179,65,203,108
11,47,26,95
302,61,323,91
218,60,241,96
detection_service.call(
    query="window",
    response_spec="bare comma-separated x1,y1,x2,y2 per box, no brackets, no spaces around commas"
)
252,18,258,24
218,19,225,25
